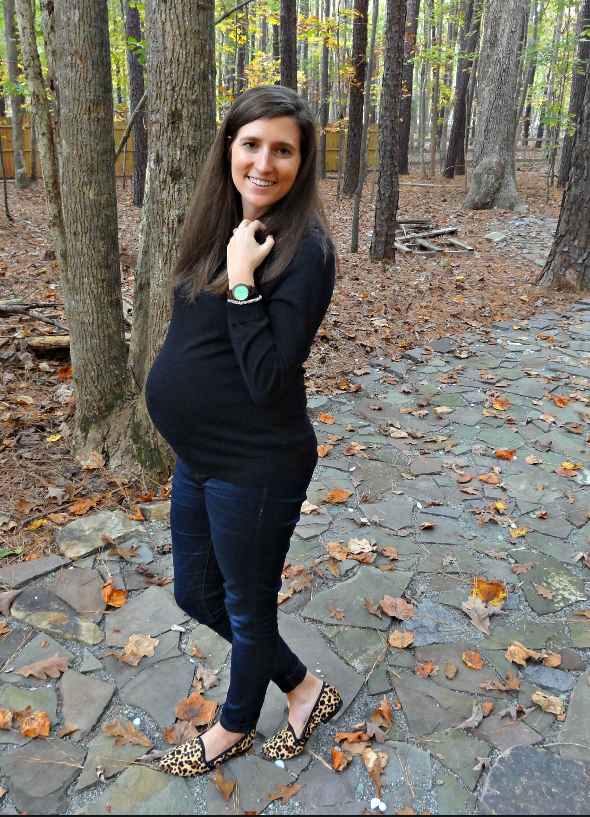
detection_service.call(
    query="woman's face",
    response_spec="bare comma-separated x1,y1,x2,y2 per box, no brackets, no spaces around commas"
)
230,116,301,221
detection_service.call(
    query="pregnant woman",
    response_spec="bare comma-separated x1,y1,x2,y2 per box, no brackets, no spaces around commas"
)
145,85,341,776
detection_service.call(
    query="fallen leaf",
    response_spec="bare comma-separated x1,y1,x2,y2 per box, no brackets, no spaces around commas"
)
505,671,520,690
322,488,353,504
14,652,70,680
540,413,557,424
480,678,509,692
318,412,335,424
462,651,484,671
108,542,141,562
541,651,562,668
211,765,235,801
174,691,218,725
485,550,508,560
470,577,507,607
574,609,590,619
395,808,418,816
268,783,304,806
48,512,69,524
481,701,495,718
57,724,79,738
335,730,370,743
69,497,97,516
331,746,352,771
493,397,510,411
474,756,491,771
196,667,219,690
0,622,11,636
525,454,543,465
317,444,333,457
112,634,159,667
380,596,414,620
419,520,436,530
532,690,565,716
328,604,345,620
301,500,320,515
445,662,458,680
512,562,534,574
363,747,388,798
434,406,453,418
535,509,548,519
379,546,399,561
0,708,12,730
163,720,200,744
103,717,153,747
505,642,541,666
371,696,392,728
533,584,553,600
496,449,516,460
455,702,484,730
461,597,502,636
553,394,569,408
388,630,414,649
478,473,500,485
365,598,382,619
460,486,481,495
102,580,128,608
414,661,439,677
58,364,73,378
555,466,579,477
19,709,51,738
457,474,473,484
510,526,532,538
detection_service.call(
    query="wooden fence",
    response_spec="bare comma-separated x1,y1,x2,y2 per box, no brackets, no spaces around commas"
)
0,116,378,179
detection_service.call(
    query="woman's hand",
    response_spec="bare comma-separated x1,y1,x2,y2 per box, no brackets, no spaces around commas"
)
227,219,275,288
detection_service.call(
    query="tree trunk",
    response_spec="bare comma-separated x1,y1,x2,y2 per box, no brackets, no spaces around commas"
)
463,0,526,210
3,0,31,189
125,0,148,206
538,57,590,290
318,0,330,177
370,0,407,260
443,0,481,178
53,0,131,454
558,0,590,187
237,10,247,93
280,0,297,89
343,0,369,194
301,0,309,99
429,12,441,178
399,0,421,175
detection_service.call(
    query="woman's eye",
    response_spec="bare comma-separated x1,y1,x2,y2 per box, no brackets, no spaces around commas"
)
278,148,291,156
243,142,256,149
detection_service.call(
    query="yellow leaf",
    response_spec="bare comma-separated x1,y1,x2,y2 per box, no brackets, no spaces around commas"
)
26,519,46,532
46,434,61,443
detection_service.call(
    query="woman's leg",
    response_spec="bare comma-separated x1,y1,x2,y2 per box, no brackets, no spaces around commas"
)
203,478,308,735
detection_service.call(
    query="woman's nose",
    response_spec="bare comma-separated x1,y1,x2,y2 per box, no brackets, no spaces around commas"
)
254,148,274,174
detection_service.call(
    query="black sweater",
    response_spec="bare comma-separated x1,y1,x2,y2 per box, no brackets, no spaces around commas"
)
145,233,335,489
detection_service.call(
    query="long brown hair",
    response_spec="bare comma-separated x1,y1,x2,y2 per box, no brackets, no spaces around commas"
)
172,85,332,300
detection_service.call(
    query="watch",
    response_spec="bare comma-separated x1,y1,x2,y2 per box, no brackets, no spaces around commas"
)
228,284,258,302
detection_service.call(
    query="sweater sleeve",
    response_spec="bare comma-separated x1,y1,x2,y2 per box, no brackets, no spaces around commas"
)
226,235,335,406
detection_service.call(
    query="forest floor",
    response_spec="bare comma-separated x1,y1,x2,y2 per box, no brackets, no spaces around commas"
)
0,164,576,565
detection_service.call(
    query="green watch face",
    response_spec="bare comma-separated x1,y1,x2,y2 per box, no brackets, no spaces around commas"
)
233,284,250,301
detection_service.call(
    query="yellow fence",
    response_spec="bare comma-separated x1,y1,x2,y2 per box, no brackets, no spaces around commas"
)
0,117,377,179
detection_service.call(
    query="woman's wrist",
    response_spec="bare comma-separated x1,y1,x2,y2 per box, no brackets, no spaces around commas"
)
227,266,255,289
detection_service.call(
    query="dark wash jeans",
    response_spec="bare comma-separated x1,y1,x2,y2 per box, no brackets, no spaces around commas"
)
170,458,309,733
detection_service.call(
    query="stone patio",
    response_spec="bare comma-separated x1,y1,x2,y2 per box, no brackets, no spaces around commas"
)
0,300,589,813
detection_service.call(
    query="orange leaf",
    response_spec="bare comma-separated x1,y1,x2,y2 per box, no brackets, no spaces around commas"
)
174,691,218,725
57,365,73,379
0,708,12,730
493,397,510,411
380,596,414,620
512,562,534,574
481,701,495,718
414,661,438,677
321,488,353,504
102,580,128,608
388,630,414,649
335,731,370,743
534,583,553,599
163,720,200,745
371,696,392,728
129,504,145,521
495,449,516,461
210,766,235,801
445,662,458,680
318,412,335,424
317,445,333,458
555,467,577,478
478,473,500,485
462,650,484,670
457,474,473,484
268,783,304,806
19,710,50,738
331,746,352,771
470,577,507,607
69,497,97,516
553,394,569,407
505,642,541,666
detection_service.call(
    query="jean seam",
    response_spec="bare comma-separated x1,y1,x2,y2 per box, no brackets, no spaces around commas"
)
200,531,217,624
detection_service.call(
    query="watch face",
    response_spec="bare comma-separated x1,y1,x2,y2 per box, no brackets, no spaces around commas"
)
233,284,250,301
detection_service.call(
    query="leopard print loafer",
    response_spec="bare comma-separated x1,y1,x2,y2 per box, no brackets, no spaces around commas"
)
262,682,342,760
156,727,256,776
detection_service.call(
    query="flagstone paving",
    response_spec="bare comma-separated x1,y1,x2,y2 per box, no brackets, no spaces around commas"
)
0,302,590,813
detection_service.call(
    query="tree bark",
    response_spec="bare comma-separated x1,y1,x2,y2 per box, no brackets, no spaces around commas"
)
343,0,369,194
399,0,421,175
558,0,590,187
3,0,31,188
53,0,131,451
463,0,526,210
125,0,147,206
538,57,590,290
370,0,407,260
237,10,247,93
318,0,330,178
280,0,297,89
443,0,480,178
301,0,309,99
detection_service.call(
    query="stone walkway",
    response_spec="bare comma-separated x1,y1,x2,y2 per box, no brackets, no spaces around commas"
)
0,300,589,814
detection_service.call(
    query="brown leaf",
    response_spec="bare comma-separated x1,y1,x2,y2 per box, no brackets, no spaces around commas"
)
102,580,128,608
363,747,389,799
103,717,153,747
556,467,577,478
388,630,414,649
478,473,500,485
395,808,418,816
445,662,458,680
0,708,12,730
69,497,97,516
164,719,200,745
532,690,565,716
493,397,510,411
174,691,218,725
331,746,352,771
0,622,12,636
335,730,370,743
371,696,392,728
455,702,484,730
322,487,353,504
461,597,500,636
19,709,51,738
512,562,534,575
268,783,304,806
379,546,399,561
419,520,436,530
318,412,335,424
505,642,541,667
485,550,509,560
457,474,473,484
15,652,70,680
553,394,569,408
495,449,516,460
196,667,219,690
365,598,382,619
328,604,345,620
462,651,484,671
505,671,521,691
474,756,491,771
380,596,414,620
317,444,333,458
113,634,159,667
534,584,553,600
57,724,79,738
470,577,507,607
541,651,562,668
189,641,205,660
414,661,439,678
481,701,495,718
326,541,350,561
460,486,481,495
211,765,235,801
525,454,543,465
479,678,508,691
